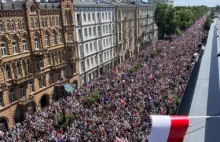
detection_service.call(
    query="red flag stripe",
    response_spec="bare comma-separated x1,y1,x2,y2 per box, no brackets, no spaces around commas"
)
167,116,189,142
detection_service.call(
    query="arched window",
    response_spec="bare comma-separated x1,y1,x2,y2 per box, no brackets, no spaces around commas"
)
0,20,4,32
47,54,51,65
52,33,56,45
35,36,39,50
45,33,49,47
56,17,59,25
7,20,11,31
52,17,55,26
21,18,25,29
54,52,58,65
30,18,34,28
49,17,52,26
12,40,18,53
35,18,39,28
9,89,15,102
58,32,62,43
1,43,8,56
5,65,11,79
65,10,71,25
11,20,15,31
16,62,22,78
17,20,21,30
22,39,28,51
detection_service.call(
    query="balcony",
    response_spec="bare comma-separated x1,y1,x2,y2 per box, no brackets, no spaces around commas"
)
51,62,66,70
18,95,34,106
54,79,68,87
66,42,78,48
13,74,33,84
33,48,47,56
65,25,75,31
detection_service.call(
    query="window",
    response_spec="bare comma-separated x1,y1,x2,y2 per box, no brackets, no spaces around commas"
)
105,13,107,20
56,17,59,25
0,93,3,107
42,76,46,87
44,18,48,27
103,25,105,33
110,49,112,58
109,24,111,33
49,73,53,84
89,28,92,36
92,13,95,21
88,13,91,21
22,40,28,51
83,13,86,22
109,37,111,45
108,12,110,20
20,85,26,99
68,33,73,42
103,39,105,47
99,54,102,63
22,18,25,29
17,20,21,30
26,60,31,73
95,56,97,65
36,57,43,70
90,43,92,52
45,34,49,47
97,13,100,20
86,59,90,68
93,27,96,35
107,51,109,59
52,17,55,26
0,20,4,32
58,32,62,43
1,43,8,56
52,33,56,45
41,18,44,27
35,37,39,49
84,28,88,37
102,13,104,19
85,44,89,53
38,78,43,88
29,81,34,92
31,18,34,28
16,63,22,78
80,61,84,72
49,17,52,26
93,42,96,51
11,20,15,31
5,65,11,79
47,54,51,65
12,40,18,53
104,52,106,60
35,19,39,28
106,38,108,46
106,25,108,33
7,20,11,31
9,89,15,102
91,57,94,66
54,53,58,64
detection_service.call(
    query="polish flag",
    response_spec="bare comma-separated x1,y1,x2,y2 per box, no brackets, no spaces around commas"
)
149,115,189,142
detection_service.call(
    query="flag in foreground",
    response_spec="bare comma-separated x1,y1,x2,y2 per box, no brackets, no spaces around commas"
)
149,115,189,142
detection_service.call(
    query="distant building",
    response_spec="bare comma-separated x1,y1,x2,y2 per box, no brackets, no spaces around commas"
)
148,0,174,6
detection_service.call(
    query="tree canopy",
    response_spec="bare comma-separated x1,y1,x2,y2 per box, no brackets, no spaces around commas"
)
155,3,209,38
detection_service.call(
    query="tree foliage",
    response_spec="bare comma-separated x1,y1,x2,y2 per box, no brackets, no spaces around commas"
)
203,15,212,31
155,3,209,38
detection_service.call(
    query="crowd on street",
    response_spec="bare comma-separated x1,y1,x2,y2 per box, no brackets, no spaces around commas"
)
0,14,208,142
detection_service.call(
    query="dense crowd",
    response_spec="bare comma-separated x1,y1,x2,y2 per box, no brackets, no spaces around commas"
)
0,14,208,142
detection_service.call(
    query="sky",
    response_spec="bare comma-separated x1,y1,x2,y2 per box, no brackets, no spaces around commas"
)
173,0,219,7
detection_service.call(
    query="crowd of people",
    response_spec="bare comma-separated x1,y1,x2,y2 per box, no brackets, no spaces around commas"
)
0,14,208,142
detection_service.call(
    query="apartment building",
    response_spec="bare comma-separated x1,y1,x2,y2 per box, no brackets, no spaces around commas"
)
74,0,116,85
148,0,174,6
0,0,79,130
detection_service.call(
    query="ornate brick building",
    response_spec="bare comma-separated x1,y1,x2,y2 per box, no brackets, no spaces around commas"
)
0,0,79,130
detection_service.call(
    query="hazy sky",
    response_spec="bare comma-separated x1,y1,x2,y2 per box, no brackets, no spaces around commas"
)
174,0,219,7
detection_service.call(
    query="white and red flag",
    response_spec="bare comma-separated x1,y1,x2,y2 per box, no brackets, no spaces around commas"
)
149,115,189,142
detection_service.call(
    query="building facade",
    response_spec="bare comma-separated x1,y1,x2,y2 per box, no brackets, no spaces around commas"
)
0,0,79,130
74,0,116,85
148,0,174,6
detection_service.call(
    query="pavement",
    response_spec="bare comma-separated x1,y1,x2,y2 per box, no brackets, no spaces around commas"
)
183,19,220,142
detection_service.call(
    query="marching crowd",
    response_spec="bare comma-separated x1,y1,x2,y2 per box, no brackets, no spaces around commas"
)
0,14,208,142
